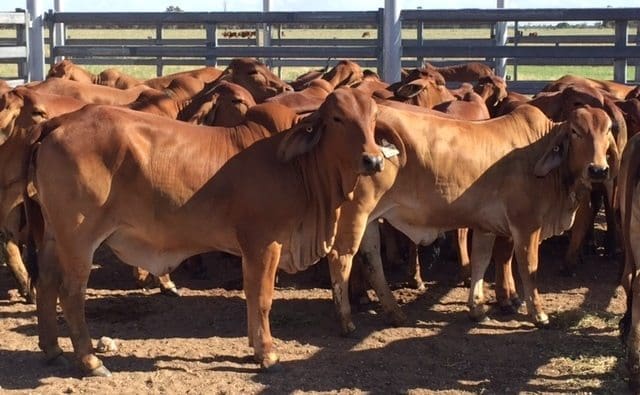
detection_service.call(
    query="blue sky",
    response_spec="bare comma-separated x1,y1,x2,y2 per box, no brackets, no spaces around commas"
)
3,0,638,12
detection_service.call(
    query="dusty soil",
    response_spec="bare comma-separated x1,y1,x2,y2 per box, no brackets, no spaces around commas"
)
0,234,631,394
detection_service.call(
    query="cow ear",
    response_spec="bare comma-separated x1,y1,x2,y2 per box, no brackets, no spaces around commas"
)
277,116,323,162
31,105,48,122
395,81,424,99
375,120,406,167
534,127,569,177
606,133,621,179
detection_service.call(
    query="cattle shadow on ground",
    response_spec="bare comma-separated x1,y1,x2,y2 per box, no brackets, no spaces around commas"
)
249,310,627,394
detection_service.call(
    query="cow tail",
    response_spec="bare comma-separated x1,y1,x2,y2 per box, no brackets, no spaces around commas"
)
22,121,53,285
620,137,640,343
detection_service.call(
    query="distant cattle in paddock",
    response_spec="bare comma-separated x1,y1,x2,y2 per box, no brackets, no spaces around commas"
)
528,32,539,37
362,32,371,38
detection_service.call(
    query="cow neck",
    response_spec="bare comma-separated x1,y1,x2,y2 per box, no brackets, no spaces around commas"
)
519,124,583,239
282,144,357,272
0,126,34,222
221,121,273,152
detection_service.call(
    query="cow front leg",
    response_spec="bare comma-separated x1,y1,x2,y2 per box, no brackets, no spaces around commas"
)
513,230,547,327
359,222,406,326
562,196,592,277
327,248,356,335
406,242,425,291
492,236,519,314
242,241,281,370
467,231,496,322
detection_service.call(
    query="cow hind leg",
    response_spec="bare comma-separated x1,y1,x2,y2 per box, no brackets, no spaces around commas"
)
359,223,406,326
467,231,496,322
627,274,640,393
406,242,425,291
56,244,111,377
241,241,281,370
36,238,65,366
456,228,471,285
4,238,36,303
492,237,519,315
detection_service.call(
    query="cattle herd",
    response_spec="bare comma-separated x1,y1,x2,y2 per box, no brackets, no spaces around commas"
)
1,56,640,390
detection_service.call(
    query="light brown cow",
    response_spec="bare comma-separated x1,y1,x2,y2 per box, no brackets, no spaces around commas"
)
265,79,333,115
177,81,256,126
215,58,292,103
47,60,141,89
27,78,156,106
128,76,206,119
618,132,640,393
543,74,637,101
343,103,618,329
143,67,222,90
28,89,401,375
321,60,364,89
0,88,88,302
424,62,494,83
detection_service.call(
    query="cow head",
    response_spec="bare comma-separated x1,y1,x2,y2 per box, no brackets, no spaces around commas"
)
185,81,256,126
473,75,508,109
219,58,293,103
393,78,453,108
277,89,405,197
46,59,94,84
534,106,619,186
322,60,364,89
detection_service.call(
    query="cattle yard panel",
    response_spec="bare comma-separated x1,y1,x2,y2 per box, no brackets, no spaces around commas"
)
402,8,640,93
45,11,384,80
0,10,29,85
35,8,640,93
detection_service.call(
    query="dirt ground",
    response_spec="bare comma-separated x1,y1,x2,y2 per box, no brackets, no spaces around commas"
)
0,233,631,394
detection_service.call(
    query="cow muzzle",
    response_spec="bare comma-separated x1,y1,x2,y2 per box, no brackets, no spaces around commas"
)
587,164,609,181
362,153,384,173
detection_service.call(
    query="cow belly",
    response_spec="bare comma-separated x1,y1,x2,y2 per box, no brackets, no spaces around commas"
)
105,229,194,276
384,214,442,246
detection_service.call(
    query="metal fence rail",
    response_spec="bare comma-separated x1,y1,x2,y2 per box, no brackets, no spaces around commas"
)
0,10,29,85
0,7,634,94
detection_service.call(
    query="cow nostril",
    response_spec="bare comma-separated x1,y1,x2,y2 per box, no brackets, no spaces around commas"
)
362,154,383,172
587,165,608,180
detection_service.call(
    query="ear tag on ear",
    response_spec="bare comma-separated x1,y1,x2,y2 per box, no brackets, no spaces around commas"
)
379,139,400,158
305,126,313,133
553,145,560,152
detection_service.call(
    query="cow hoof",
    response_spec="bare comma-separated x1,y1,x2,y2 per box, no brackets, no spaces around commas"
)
499,304,518,315
534,313,550,328
386,310,408,327
47,354,70,368
510,297,523,309
408,279,426,292
559,266,576,278
89,365,112,377
160,287,181,297
259,353,281,371
340,322,357,337
468,306,489,323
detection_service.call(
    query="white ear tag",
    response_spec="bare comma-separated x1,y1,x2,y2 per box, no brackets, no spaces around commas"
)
379,139,400,158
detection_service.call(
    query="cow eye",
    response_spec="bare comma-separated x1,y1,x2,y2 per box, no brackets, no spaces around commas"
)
231,98,243,104
570,128,581,138
248,70,259,75
333,116,342,123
